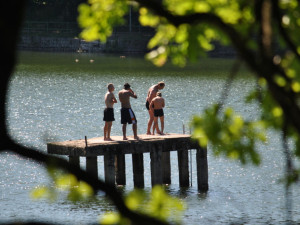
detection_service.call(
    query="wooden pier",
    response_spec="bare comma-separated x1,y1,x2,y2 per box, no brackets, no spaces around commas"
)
47,134,208,191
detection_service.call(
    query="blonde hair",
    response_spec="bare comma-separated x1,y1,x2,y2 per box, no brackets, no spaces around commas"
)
158,81,165,87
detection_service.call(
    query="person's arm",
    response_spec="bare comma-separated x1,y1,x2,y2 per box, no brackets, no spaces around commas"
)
150,99,154,109
129,88,137,99
112,93,117,103
162,98,165,108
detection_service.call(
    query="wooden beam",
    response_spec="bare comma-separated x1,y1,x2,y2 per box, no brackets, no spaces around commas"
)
86,156,98,178
115,154,126,185
132,153,144,188
178,149,189,187
162,151,171,184
104,153,115,186
69,155,80,167
150,145,162,186
197,147,208,192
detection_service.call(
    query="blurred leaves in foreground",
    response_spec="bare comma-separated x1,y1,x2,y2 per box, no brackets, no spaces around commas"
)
31,167,185,225
100,186,185,225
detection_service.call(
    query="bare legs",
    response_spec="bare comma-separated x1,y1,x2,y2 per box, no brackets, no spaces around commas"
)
122,123,139,140
152,116,164,135
147,109,154,135
160,116,164,134
104,121,113,141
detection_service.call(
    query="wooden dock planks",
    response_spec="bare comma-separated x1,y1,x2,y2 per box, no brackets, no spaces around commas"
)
47,133,208,191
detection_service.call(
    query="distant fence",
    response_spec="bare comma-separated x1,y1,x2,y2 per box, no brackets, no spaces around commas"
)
21,21,154,37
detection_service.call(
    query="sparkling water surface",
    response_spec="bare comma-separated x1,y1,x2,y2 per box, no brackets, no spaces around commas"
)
2,51,299,224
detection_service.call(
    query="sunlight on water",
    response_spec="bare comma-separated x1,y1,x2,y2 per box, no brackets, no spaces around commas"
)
2,51,299,224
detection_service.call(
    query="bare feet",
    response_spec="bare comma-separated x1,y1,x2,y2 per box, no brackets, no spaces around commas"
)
104,137,113,141
146,132,151,135
123,137,128,140
134,136,140,140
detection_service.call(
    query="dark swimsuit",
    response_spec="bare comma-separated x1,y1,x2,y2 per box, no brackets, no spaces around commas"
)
121,108,137,124
146,101,150,110
103,108,115,121
154,109,164,117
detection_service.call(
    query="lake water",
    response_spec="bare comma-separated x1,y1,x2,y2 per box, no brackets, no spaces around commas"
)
1,51,299,224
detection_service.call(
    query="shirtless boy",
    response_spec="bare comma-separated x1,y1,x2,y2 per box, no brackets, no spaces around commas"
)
103,83,117,141
150,92,165,135
118,83,139,140
146,81,165,134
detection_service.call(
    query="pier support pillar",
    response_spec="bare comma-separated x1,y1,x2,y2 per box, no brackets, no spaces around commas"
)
104,153,115,186
150,145,163,186
86,156,98,178
178,149,189,187
69,155,80,167
115,154,126,185
132,153,144,188
162,152,171,184
197,147,208,192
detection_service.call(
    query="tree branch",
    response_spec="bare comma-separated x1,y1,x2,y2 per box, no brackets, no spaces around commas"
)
273,0,300,60
1,138,170,225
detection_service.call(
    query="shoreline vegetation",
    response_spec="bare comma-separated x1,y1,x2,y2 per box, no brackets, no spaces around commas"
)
15,51,253,81
18,35,236,56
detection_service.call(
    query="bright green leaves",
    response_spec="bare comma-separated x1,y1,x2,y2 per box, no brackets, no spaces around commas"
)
139,7,160,27
77,0,256,67
145,23,221,67
192,104,266,165
31,167,94,202
138,0,256,67
100,186,185,225
146,186,185,223
163,0,211,15
31,186,57,202
78,0,128,42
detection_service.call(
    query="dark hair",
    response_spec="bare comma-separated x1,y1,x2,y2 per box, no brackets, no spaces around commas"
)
124,83,131,89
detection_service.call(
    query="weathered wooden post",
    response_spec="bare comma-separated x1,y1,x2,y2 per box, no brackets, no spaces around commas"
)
85,136,98,178
47,134,208,190
177,148,189,187
115,154,126,185
162,151,171,184
104,152,115,186
69,155,80,167
196,146,208,191
150,144,163,186
86,156,98,178
132,153,144,188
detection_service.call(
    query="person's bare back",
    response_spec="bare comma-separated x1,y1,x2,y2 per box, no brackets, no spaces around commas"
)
118,89,136,108
150,96,165,109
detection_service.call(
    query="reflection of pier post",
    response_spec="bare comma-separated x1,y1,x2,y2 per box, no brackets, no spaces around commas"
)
48,134,208,191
